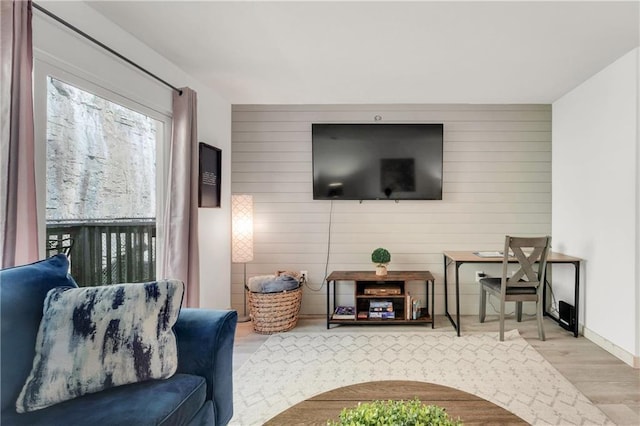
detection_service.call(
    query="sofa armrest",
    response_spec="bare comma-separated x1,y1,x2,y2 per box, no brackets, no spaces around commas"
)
174,308,237,425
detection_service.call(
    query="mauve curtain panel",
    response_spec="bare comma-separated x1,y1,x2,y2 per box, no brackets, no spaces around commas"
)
161,88,200,307
0,0,39,268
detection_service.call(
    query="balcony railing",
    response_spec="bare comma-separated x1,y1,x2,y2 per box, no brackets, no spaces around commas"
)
46,219,156,287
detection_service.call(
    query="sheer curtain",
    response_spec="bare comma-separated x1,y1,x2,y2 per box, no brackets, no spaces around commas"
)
161,88,200,307
0,0,39,268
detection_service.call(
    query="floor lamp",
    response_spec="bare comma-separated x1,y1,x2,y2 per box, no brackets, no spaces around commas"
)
232,194,253,323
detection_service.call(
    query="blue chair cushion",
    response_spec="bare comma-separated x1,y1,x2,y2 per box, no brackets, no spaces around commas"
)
189,400,214,426
2,373,206,426
0,254,78,411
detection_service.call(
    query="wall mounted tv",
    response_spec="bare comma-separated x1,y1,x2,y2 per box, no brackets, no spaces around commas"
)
312,123,443,200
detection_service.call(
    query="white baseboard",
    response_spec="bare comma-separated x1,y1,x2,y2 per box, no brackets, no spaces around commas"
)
583,326,639,368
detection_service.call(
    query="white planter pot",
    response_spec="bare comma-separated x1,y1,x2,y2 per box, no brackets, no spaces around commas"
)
375,265,388,276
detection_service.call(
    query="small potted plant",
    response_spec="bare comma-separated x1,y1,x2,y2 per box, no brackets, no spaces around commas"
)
328,398,462,426
371,247,391,276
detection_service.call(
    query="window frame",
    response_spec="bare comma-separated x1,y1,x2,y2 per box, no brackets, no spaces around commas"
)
33,56,171,277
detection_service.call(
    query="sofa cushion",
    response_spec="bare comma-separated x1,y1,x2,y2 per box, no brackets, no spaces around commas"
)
188,400,215,426
3,373,206,426
16,280,184,412
0,254,78,411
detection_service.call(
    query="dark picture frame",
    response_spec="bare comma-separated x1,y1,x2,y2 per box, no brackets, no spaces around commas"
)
198,142,221,208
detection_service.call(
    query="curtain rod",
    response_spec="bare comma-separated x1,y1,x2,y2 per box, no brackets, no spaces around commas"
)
32,2,183,96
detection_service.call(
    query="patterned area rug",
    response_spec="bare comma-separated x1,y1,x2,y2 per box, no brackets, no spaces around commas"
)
231,330,611,425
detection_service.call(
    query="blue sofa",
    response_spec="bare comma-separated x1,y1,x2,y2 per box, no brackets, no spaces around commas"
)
1,255,237,426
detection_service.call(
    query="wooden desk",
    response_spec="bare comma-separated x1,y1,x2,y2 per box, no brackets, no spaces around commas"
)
326,271,434,329
443,251,582,337
265,380,527,425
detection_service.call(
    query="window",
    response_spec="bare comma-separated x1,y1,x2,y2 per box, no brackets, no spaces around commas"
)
43,76,165,286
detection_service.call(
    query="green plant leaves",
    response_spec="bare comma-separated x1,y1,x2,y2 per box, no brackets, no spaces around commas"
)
371,248,391,265
328,398,463,426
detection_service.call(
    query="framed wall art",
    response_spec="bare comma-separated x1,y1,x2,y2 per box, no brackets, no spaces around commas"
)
198,142,221,208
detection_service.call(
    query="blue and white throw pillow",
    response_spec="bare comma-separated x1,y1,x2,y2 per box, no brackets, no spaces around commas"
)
16,280,184,413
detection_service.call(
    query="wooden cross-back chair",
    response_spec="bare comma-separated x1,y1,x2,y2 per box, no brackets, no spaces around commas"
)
479,235,551,341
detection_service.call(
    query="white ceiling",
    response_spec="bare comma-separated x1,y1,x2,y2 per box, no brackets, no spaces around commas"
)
87,1,639,105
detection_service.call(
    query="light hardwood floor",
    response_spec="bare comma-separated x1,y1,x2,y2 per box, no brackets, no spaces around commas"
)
233,315,640,425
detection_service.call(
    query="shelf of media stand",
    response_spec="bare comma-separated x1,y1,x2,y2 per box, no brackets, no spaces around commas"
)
325,271,435,329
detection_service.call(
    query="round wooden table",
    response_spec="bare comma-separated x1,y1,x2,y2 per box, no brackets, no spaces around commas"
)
264,380,527,425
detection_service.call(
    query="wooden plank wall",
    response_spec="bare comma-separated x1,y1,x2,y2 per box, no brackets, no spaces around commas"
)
231,104,551,316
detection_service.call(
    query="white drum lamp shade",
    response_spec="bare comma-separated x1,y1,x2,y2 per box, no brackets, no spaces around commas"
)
231,195,254,263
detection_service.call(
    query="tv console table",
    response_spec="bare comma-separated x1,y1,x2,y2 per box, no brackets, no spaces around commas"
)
325,271,435,329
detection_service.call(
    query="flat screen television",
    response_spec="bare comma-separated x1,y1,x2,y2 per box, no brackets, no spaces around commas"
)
312,123,443,200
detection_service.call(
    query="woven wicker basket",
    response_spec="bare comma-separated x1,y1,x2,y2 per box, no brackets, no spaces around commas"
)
247,286,302,334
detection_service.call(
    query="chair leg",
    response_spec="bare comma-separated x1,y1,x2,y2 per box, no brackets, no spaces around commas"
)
499,298,505,341
479,286,486,323
536,298,546,341
516,301,522,322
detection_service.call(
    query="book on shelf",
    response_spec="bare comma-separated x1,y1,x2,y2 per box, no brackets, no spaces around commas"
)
412,298,422,320
369,300,395,319
332,306,356,319
369,311,395,319
357,311,369,320
404,293,423,320
369,300,393,312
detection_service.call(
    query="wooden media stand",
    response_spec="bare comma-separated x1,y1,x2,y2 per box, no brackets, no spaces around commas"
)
325,271,435,329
